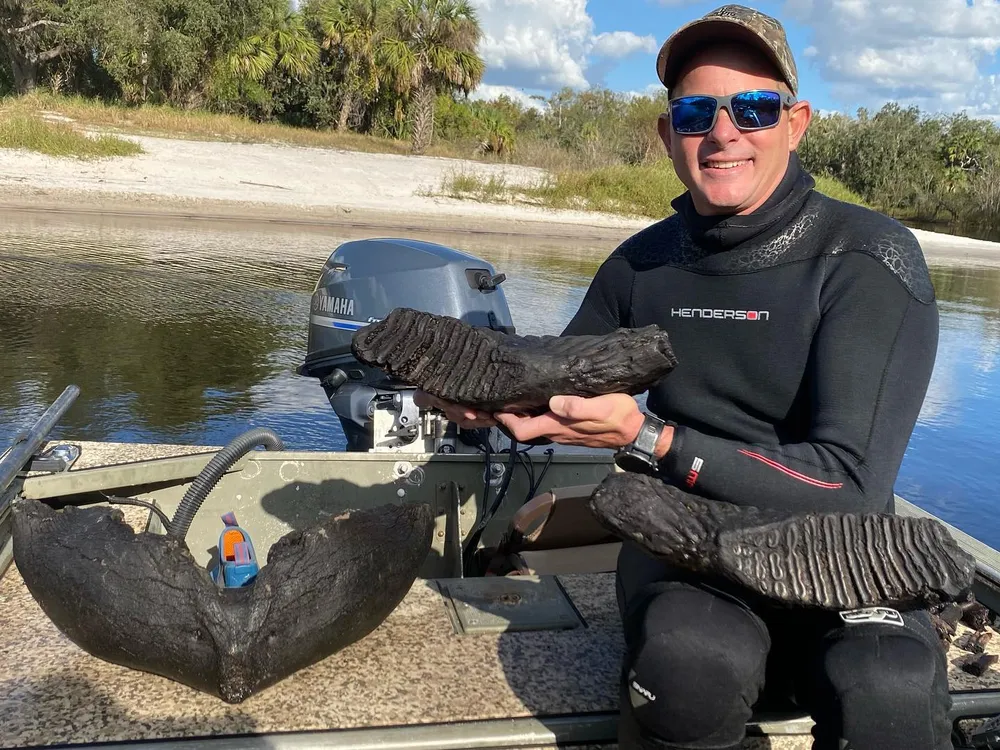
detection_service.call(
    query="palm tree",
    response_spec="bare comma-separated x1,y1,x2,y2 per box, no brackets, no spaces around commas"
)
312,0,388,131
228,5,320,85
382,0,484,154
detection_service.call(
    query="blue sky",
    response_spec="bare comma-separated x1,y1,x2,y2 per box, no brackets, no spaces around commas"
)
588,0,837,107
468,0,1000,119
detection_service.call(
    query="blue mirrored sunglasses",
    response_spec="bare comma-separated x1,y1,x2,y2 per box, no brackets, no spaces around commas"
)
669,90,797,135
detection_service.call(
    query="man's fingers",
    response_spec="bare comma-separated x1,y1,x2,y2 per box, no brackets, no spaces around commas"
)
434,403,494,428
453,407,491,422
413,389,436,408
414,390,482,421
552,395,603,420
496,412,565,442
550,394,614,422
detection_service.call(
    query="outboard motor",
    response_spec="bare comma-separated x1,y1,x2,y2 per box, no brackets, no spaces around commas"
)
298,238,515,453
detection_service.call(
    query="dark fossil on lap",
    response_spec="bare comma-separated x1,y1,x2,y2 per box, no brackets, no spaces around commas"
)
350,307,678,414
588,472,977,612
12,498,434,703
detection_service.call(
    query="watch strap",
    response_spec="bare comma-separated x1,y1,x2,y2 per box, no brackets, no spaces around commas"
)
631,412,665,457
614,412,666,474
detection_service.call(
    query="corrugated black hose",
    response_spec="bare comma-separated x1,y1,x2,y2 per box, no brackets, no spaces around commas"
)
168,427,285,540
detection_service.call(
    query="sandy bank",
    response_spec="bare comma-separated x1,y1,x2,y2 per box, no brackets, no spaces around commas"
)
0,131,647,240
1,131,999,262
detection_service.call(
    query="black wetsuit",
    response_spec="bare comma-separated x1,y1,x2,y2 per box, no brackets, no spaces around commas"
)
562,155,951,750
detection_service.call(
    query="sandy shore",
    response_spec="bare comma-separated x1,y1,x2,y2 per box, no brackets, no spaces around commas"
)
2,130,999,260
0,131,647,242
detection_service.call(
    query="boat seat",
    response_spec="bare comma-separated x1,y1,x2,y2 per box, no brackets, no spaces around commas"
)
483,483,621,576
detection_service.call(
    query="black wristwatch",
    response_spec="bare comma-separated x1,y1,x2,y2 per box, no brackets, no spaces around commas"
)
614,412,667,474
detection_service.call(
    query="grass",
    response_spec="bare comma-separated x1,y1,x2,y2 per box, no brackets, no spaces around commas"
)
0,91,486,160
441,170,518,202
0,112,143,159
0,92,627,170
440,161,868,220
813,174,867,206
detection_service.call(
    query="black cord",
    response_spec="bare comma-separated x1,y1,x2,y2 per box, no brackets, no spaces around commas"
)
463,436,519,571
469,445,516,540
457,429,554,570
101,493,173,533
531,448,555,499
457,427,493,553
481,434,492,529
514,448,534,498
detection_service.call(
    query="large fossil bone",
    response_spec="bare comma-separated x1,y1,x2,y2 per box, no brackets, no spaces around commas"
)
351,307,678,414
588,473,976,611
12,498,434,703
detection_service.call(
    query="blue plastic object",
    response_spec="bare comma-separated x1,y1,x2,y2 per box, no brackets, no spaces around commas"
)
210,512,259,588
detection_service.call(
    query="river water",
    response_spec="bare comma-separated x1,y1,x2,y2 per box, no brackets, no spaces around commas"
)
1,210,998,548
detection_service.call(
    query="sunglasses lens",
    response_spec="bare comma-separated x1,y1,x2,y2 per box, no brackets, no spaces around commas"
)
731,91,782,129
671,96,718,133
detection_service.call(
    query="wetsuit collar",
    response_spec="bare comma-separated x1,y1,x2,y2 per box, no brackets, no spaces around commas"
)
671,152,817,252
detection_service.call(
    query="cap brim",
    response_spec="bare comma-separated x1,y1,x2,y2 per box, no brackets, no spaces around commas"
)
657,19,792,94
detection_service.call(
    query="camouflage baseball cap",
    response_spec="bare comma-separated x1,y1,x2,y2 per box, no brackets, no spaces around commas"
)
656,5,798,95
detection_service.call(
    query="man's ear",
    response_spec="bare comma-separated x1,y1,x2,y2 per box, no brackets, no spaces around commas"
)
787,100,812,151
658,113,672,158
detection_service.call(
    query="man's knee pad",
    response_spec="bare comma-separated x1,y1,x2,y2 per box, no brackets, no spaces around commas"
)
814,617,951,750
623,587,769,748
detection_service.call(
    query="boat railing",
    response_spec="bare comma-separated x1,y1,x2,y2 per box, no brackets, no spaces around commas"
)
0,384,82,575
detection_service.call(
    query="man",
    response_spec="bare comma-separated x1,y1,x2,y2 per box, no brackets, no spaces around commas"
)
417,5,947,749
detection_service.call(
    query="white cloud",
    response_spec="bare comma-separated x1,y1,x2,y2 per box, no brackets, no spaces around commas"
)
784,0,1000,116
591,31,659,58
472,0,594,89
621,82,669,100
467,84,549,110
470,0,659,92
965,74,1000,119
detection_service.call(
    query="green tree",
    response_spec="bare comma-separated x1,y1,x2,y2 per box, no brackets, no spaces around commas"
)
226,4,318,84
210,0,319,117
74,0,161,104
63,0,308,108
0,0,75,93
382,0,484,154
310,0,389,131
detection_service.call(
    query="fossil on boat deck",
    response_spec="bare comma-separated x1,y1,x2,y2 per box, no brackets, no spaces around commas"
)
588,473,976,612
957,653,999,677
12,497,434,704
350,307,678,414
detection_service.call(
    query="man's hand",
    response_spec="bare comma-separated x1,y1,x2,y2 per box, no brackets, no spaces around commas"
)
413,390,497,429
495,394,674,455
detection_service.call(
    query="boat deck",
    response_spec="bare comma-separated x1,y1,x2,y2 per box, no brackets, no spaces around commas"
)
3,561,621,745
3,443,1000,750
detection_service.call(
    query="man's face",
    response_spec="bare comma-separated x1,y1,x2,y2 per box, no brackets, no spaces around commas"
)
658,43,811,216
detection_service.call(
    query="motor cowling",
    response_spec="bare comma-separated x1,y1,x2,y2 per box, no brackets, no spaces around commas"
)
298,238,515,453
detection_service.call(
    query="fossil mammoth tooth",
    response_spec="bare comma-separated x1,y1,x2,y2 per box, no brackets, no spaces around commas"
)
12,498,434,703
588,472,976,612
350,307,678,414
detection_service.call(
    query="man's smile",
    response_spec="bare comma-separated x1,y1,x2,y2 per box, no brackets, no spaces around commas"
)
701,157,753,171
